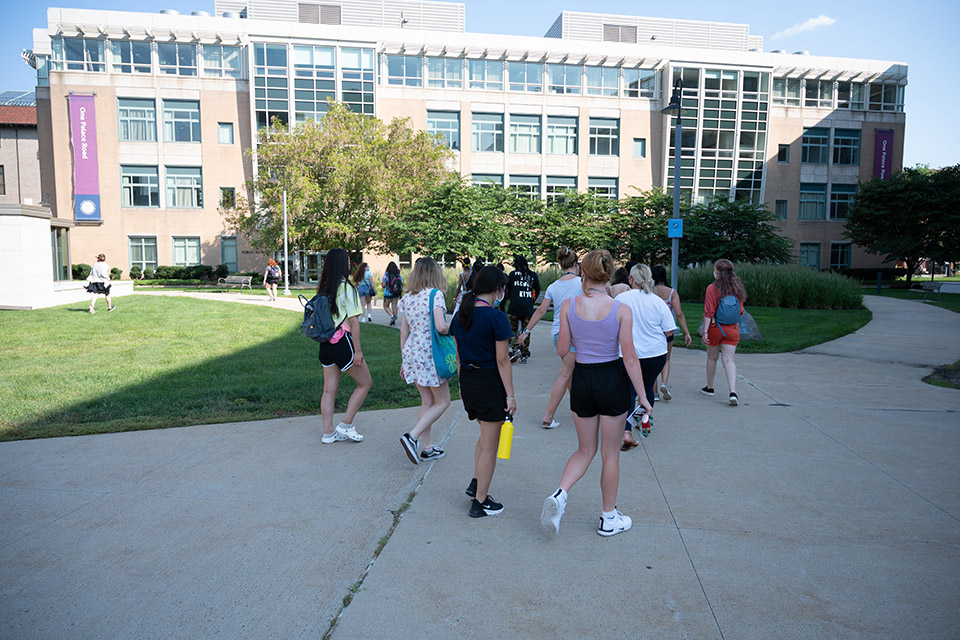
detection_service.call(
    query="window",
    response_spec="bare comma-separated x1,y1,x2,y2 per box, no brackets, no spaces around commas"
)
254,43,289,129
830,243,852,270
589,118,619,156
799,243,821,269
704,69,738,98
172,237,201,266
427,111,460,150
805,79,833,108
868,83,904,112
51,227,70,281
163,100,201,143
220,236,238,273
118,98,156,142
165,167,203,209
340,47,374,115
111,41,151,74
508,61,542,93
158,43,198,76
833,129,860,165
775,200,787,219
588,177,618,199
468,59,503,91
801,128,829,164
120,166,159,207
586,66,619,97
633,138,647,159
509,114,541,154
547,64,581,94
509,175,540,200
777,144,789,164
293,45,335,122
202,45,242,78
623,68,656,98
471,113,504,152
426,57,462,88
546,176,576,203
387,55,422,87
218,122,234,145
838,82,865,110
129,236,158,271
0,166,5,195
471,174,502,187
220,187,236,209
772,77,801,106
799,183,827,220
830,184,858,220
546,116,577,155
51,37,105,72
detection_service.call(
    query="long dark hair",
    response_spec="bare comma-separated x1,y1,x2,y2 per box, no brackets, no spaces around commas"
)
714,259,747,302
651,265,668,286
457,265,506,330
351,262,367,284
513,254,533,276
317,248,354,316
465,259,486,292
611,267,629,286
385,261,400,276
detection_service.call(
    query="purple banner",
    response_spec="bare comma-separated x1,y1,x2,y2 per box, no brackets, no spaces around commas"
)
68,94,101,222
874,130,894,181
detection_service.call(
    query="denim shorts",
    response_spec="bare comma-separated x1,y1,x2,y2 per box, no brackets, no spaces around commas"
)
552,333,576,354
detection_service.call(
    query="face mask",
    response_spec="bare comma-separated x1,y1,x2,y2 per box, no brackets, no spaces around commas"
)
494,288,505,306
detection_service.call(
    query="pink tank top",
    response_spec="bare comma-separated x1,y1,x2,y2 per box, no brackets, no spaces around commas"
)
567,297,622,364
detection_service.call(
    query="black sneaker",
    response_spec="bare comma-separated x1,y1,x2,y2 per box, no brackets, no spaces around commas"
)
469,496,504,517
420,446,445,461
389,315,397,326
400,433,419,465
520,356,528,364
465,478,477,497
700,386,715,397
729,392,739,406
509,348,521,363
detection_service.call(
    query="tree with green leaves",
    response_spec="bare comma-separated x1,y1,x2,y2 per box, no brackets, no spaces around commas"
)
227,101,453,255
845,165,960,287
532,190,617,257
680,196,793,266
610,189,674,264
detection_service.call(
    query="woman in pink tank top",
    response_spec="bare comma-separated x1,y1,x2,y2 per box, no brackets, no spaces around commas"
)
540,250,653,538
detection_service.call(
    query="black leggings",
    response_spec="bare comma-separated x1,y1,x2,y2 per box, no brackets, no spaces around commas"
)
625,354,667,431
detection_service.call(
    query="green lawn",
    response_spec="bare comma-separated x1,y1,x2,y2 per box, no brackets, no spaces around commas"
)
0,296,436,442
674,302,873,354
866,289,960,314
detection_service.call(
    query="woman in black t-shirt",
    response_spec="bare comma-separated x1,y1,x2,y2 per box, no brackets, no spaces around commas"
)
505,255,540,364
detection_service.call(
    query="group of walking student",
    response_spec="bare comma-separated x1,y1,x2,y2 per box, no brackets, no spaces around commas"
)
314,246,746,534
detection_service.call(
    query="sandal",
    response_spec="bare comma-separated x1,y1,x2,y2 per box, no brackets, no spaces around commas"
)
621,430,639,451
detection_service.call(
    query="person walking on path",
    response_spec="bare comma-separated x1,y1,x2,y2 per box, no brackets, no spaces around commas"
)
398,257,452,465
263,259,282,301
616,264,676,449
353,262,376,322
651,265,692,401
452,259,472,316
519,247,580,429
382,261,403,326
85,254,115,314
449,266,516,518
317,248,371,444
540,250,652,537
699,259,746,406
506,255,540,364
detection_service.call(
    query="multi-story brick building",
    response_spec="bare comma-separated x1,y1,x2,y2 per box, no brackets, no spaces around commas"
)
26,0,907,280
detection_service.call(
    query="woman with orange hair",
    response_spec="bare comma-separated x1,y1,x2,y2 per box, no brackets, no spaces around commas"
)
263,258,282,301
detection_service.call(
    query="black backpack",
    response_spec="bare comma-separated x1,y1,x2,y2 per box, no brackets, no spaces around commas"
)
299,293,337,343
387,273,402,297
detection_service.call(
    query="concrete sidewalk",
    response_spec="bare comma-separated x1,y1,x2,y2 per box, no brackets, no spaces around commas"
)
1,295,958,639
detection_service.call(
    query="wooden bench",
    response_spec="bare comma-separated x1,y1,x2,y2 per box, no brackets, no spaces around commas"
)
217,275,253,293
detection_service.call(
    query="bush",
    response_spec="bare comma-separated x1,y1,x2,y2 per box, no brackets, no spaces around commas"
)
215,264,230,279
238,271,264,285
72,263,91,280
678,264,863,310
129,265,143,280
185,265,215,280
110,267,123,280
143,267,155,280
154,265,183,279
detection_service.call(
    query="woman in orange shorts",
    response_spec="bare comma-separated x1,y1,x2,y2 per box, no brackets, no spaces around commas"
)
699,259,746,406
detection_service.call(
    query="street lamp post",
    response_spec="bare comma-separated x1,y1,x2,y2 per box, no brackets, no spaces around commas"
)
660,78,687,292
280,169,291,296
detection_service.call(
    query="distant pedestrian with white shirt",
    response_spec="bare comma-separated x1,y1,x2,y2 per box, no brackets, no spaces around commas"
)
85,254,115,314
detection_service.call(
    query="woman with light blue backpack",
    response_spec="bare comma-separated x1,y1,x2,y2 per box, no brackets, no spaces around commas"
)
700,259,746,406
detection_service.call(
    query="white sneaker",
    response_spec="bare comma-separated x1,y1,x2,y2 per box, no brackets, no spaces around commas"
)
321,424,364,444
541,489,566,534
542,419,560,429
659,383,672,401
597,510,632,537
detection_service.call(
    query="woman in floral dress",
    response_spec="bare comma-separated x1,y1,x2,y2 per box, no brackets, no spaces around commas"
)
398,257,452,465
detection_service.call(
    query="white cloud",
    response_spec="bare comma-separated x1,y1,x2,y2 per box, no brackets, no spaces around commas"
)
770,14,837,41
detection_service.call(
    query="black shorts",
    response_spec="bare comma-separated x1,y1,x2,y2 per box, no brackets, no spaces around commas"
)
570,359,631,418
266,278,280,285
318,332,356,371
85,282,111,295
459,367,507,423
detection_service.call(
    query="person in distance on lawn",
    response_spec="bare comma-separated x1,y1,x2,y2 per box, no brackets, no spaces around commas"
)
85,254,116,314
263,258,282,301
317,248,371,444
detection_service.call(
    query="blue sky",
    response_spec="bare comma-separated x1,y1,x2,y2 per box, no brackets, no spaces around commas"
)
5,0,957,167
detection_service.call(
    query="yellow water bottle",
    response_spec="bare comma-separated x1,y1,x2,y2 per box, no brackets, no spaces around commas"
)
497,416,514,460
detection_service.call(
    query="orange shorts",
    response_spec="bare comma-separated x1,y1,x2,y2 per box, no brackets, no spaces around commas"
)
707,322,739,346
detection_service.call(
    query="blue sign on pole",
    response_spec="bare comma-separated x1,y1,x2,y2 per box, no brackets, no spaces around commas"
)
668,218,683,238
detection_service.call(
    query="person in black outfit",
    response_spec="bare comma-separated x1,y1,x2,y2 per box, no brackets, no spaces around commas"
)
506,255,540,364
